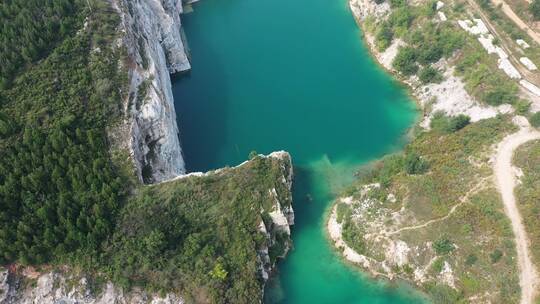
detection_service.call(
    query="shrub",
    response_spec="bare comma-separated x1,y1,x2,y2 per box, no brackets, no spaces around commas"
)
465,253,478,266
425,282,463,304
417,44,443,65
393,46,419,76
404,152,429,174
529,112,540,128
390,0,407,8
389,7,415,30
490,249,503,263
433,236,455,255
514,99,531,115
483,88,517,106
342,219,367,254
336,203,351,224
431,257,445,273
419,66,443,84
375,23,394,51
530,0,540,20
448,114,471,132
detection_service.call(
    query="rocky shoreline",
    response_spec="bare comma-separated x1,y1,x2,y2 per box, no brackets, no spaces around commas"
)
348,0,513,128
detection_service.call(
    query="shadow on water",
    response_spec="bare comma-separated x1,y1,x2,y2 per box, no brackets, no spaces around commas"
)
171,15,229,172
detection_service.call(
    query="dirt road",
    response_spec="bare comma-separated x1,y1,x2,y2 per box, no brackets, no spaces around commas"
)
494,126,540,304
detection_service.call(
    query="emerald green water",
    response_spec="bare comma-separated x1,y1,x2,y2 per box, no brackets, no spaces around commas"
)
171,0,425,302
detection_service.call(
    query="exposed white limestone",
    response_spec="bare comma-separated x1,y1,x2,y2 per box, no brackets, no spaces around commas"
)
520,57,538,71
436,1,445,10
459,18,526,81
439,261,456,289
458,19,489,35
385,240,410,267
438,11,447,21
499,58,521,79
112,0,189,183
349,0,390,20
417,68,501,127
0,269,184,304
517,39,530,49
521,80,540,97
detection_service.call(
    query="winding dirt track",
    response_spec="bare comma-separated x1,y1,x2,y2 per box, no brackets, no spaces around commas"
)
494,127,540,304
491,0,540,45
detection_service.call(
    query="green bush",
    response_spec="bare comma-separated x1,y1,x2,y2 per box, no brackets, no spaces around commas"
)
430,114,471,133
433,236,455,255
390,0,407,8
336,203,351,224
483,88,518,106
342,219,367,254
404,152,429,174
389,7,415,30
393,46,419,76
490,249,503,263
417,44,443,65
375,22,394,51
425,283,463,304
530,0,540,20
529,112,540,128
418,66,443,84
465,253,478,266
514,99,531,115
430,257,445,273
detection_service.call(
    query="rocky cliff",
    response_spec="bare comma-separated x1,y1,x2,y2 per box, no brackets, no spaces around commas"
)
112,0,190,183
0,268,184,304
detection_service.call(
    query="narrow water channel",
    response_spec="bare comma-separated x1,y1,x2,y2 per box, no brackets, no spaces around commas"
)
171,0,425,302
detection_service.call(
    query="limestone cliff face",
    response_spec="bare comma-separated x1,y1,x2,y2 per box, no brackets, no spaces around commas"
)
0,269,184,304
113,0,189,183
256,152,295,284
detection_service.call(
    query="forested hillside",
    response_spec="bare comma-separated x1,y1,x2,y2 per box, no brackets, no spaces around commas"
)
0,0,128,265
0,0,86,89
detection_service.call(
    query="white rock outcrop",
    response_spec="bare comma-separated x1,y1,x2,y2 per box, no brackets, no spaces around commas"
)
520,57,538,71
112,0,190,183
0,269,184,304
516,39,530,49
256,152,295,284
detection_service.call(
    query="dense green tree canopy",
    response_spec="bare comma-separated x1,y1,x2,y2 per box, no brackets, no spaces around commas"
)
0,0,125,265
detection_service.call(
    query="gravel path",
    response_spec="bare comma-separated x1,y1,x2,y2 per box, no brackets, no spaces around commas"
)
494,126,540,304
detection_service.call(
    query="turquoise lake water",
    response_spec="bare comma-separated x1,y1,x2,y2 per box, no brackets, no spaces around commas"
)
171,0,426,302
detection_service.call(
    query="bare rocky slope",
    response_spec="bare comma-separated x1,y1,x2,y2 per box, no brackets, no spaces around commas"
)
111,0,190,183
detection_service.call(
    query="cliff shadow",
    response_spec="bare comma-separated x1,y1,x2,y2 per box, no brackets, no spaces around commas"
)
171,23,230,172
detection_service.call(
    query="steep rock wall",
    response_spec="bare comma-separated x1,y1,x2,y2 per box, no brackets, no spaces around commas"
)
113,0,189,183
0,268,184,304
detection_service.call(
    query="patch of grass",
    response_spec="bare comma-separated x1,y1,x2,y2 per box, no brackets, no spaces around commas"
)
513,140,540,266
